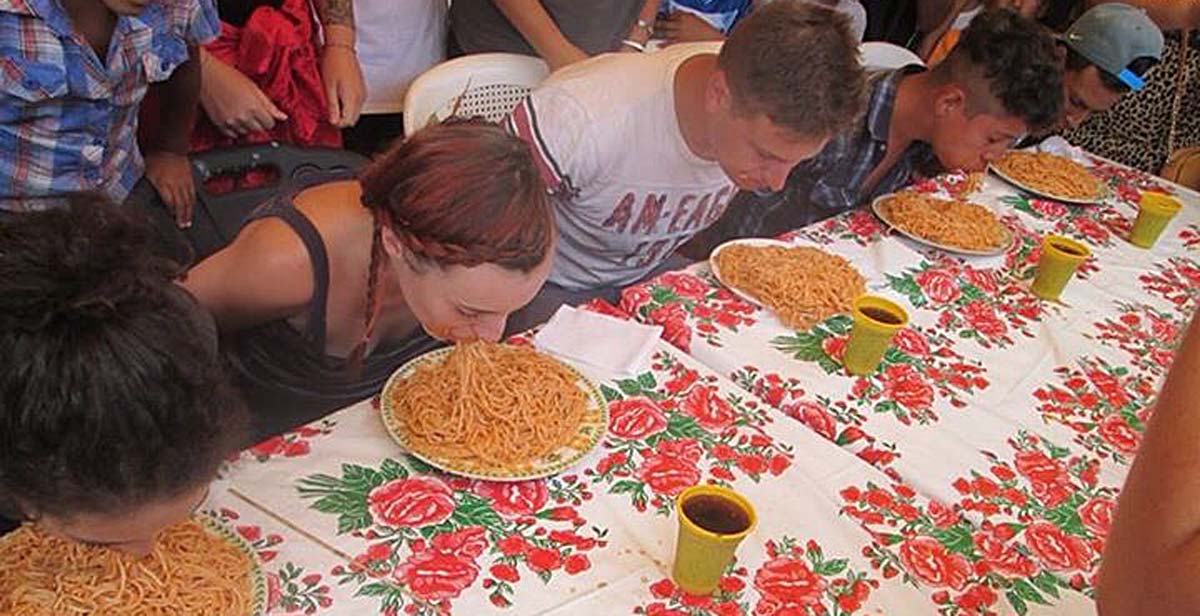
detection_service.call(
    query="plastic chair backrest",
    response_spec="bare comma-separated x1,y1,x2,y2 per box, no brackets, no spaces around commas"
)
189,142,369,251
860,41,924,70
403,53,550,136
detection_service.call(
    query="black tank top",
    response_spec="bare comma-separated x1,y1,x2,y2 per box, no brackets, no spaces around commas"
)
228,180,442,440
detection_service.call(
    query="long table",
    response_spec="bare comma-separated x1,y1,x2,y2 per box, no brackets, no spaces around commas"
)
207,155,1200,615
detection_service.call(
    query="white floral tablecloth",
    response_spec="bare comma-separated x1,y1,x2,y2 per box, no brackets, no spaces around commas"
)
208,155,1200,615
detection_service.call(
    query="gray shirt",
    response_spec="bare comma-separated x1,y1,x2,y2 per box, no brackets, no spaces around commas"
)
449,0,645,56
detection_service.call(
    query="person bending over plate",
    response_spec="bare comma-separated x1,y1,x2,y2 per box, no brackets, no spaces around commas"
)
503,0,867,332
0,197,248,556
183,121,554,440
690,7,1064,254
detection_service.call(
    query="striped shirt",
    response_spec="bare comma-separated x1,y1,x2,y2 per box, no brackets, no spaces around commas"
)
0,0,218,211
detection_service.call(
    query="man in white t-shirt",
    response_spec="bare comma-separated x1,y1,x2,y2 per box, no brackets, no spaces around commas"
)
505,0,866,331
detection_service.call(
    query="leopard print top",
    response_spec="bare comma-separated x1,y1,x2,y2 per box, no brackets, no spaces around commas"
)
1064,32,1200,175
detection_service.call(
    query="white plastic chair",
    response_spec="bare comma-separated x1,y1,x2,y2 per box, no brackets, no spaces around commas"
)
402,53,550,137
860,42,925,70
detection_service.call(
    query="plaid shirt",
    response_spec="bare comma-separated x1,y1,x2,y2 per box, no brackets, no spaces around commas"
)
0,0,218,211
702,65,939,244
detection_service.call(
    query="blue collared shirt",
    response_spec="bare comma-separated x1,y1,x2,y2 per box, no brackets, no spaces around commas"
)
0,0,218,211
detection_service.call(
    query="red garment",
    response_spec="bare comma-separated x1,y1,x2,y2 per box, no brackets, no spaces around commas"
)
193,0,341,151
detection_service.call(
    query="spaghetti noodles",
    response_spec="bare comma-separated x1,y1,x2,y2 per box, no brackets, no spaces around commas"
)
714,243,865,330
389,342,589,471
994,151,1104,201
879,192,1008,251
0,519,255,615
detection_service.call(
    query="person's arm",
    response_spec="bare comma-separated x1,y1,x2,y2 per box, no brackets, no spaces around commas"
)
198,48,289,137
619,0,657,51
313,0,366,127
181,219,315,333
1096,313,1200,616
1086,0,1199,31
492,0,587,70
144,45,201,227
655,11,725,45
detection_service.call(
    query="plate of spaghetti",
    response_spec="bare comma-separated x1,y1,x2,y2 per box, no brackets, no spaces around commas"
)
872,192,1013,256
990,150,1108,204
381,342,608,481
710,239,866,330
0,514,266,615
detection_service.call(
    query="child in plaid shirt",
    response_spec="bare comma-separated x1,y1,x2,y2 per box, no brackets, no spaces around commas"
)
0,0,218,226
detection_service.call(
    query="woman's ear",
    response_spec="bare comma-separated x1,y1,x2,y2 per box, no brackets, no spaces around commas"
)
379,224,407,261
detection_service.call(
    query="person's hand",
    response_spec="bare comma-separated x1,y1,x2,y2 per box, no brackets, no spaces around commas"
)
321,45,366,128
543,41,589,71
199,54,288,137
144,151,195,228
655,11,724,45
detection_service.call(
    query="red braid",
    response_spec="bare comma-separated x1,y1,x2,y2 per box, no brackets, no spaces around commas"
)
348,211,387,370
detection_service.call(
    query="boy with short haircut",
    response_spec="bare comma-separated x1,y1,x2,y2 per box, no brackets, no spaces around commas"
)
506,0,866,328
696,8,1063,247
0,0,217,225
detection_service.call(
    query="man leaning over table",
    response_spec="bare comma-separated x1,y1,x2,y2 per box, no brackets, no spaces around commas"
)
689,8,1064,254
504,0,867,332
1053,3,1163,132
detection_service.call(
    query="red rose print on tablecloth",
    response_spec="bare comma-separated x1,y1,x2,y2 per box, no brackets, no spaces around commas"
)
246,419,337,463
212,508,335,614
1180,223,1200,250
588,352,794,514
898,536,971,589
729,366,903,478
842,431,1111,616
1034,357,1157,464
773,315,989,425
472,480,549,518
367,477,456,528
1001,190,1134,249
620,271,757,350
787,208,885,247
636,439,703,496
681,385,737,431
886,260,1046,350
394,526,487,601
1089,303,1184,378
608,397,670,440
299,458,605,615
1087,156,1176,206
634,536,879,616
1139,257,1200,314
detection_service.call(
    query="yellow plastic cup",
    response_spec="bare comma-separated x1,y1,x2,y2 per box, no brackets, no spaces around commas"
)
1129,192,1183,248
672,484,756,595
1030,235,1090,300
843,295,909,376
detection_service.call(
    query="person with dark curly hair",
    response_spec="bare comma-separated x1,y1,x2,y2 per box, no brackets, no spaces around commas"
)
688,7,1064,252
0,196,248,555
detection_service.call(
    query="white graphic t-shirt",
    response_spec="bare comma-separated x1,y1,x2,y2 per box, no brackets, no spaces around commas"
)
507,43,734,291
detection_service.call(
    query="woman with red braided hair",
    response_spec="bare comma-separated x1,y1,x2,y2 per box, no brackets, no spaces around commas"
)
183,120,554,440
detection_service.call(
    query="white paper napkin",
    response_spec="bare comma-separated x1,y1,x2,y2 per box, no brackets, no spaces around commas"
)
533,305,663,376
1035,136,1092,166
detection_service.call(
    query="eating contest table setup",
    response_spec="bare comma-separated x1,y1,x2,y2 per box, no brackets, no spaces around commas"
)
204,148,1200,616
